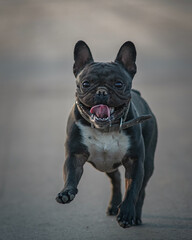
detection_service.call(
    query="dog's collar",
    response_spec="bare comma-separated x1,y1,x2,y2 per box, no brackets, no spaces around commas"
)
76,99,152,132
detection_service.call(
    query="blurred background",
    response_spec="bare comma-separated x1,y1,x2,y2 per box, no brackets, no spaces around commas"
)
0,0,192,239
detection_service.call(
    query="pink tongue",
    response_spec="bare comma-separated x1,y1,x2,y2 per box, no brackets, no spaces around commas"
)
90,104,110,118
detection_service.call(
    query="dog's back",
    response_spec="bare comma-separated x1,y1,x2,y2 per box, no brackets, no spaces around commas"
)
131,89,158,180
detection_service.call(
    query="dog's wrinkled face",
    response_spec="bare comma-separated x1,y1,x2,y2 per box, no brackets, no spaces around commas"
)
73,41,137,129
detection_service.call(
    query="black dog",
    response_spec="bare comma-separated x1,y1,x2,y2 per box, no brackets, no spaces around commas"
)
56,41,158,228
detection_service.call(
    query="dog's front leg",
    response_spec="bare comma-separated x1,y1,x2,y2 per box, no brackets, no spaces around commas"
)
56,153,87,204
117,152,144,228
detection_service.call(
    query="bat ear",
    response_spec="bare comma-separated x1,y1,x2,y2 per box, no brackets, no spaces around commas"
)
115,41,137,78
73,41,94,77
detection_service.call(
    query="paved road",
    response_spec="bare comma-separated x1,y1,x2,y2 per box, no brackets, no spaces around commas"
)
0,1,192,239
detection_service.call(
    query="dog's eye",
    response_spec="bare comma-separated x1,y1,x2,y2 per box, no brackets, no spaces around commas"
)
82,81,90,88
115,81,123,88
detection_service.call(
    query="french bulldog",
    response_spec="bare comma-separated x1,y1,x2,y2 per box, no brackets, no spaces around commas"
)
56,41,158,228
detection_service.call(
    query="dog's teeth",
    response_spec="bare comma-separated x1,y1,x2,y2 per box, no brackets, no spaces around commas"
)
110,107,115,114
95,116,109,121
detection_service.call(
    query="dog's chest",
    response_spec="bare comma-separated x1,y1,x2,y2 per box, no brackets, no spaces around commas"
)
77,122,130,172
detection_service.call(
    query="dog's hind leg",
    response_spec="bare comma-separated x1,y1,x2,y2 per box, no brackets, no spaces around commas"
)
135,127,157,224
106,169,122,216
135,159,153,225
135,114,157,225
135,188,145,225
135,154,154,225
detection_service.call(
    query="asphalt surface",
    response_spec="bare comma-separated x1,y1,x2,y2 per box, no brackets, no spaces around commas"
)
0,1,192,240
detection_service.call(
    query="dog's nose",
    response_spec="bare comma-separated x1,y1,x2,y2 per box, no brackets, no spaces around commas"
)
96,87,108,96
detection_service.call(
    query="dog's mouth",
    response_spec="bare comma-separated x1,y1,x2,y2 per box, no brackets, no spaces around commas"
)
90,104,114,122
77,100,127,128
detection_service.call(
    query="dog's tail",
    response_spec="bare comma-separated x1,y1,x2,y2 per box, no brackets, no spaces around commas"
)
132,89,141,96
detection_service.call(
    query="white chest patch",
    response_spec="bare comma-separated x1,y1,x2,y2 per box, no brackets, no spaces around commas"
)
76,122,130,172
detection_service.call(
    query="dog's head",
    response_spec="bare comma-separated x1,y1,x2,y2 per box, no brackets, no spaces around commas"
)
74,41,137,129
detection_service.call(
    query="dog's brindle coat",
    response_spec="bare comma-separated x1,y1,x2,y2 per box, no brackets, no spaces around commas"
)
56,41,158,228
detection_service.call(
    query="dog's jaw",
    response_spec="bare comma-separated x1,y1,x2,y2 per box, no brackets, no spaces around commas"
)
76,99,130,130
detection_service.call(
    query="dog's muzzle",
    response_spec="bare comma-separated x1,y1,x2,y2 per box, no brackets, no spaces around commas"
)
76,98,152,132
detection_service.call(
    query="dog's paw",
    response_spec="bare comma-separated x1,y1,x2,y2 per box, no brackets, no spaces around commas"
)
106,205,119,216
55,188,78,204
116,203,135,228
135,218,142,225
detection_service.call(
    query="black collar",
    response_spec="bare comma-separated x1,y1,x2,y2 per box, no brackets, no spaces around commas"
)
76,99,152,132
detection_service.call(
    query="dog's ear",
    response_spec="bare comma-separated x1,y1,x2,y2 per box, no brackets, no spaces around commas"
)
73,41,94,77
115,41,137,78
